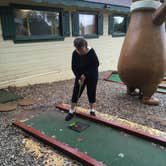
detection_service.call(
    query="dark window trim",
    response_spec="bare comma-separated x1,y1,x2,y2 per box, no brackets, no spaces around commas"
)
106,5,130,13
14,35,64,43
78,11,98,15
82,34,99,39
109,13,128,37
0,6,15,40
10,4,64,43
11,4,63,12
111,32,126,37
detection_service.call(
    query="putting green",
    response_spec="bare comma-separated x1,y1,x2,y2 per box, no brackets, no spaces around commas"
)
107,73,166,94
157,87,166,93
24,110,166,166
0,89,22,103
108,73,123,83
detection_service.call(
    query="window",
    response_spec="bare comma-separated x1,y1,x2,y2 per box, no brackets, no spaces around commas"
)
79,13,97,35
0,5,70,42
109,14,129,37
113,16,126,34
14,9,61,37
72,11,103,38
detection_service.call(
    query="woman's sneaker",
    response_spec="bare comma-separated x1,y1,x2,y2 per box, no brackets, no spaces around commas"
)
65,112,75,121
89,109,96,116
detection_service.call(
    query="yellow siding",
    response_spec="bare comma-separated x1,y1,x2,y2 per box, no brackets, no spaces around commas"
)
0,8,124,88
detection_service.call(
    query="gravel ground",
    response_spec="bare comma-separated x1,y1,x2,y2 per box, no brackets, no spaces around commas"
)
0,71,165,165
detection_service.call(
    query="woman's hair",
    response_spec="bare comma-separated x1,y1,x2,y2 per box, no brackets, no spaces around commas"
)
73,37,88,49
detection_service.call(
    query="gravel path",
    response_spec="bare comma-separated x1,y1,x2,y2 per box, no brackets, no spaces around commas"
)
0,71,165,165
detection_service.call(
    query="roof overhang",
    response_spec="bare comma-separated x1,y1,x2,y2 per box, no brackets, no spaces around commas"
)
30,0,130,13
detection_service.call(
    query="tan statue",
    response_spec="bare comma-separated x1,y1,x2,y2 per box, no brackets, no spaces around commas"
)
118,0,166,105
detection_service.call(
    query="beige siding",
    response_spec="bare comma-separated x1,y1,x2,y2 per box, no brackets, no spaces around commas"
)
0,8,124,88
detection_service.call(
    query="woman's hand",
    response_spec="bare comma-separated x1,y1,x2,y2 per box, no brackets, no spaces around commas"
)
78,74,85,85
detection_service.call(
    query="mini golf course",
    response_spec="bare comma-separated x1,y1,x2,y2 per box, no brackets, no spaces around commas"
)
104,71,166,94
14,104,166,166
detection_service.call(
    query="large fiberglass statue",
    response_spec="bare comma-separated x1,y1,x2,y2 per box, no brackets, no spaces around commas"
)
118,0,166,105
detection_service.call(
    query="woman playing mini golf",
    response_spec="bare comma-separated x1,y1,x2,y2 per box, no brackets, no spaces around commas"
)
65,37,99,121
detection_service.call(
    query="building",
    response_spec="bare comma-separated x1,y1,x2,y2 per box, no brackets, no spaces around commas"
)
0,0,143,88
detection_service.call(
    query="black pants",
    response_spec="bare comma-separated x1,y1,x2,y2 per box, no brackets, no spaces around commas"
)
71,76,98,103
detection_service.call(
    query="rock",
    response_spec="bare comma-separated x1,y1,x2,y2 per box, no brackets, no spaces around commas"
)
0,103,17,112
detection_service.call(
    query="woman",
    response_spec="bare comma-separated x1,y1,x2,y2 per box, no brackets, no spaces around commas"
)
65,37,99,121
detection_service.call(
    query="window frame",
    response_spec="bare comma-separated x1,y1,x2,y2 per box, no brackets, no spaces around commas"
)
72,11,103,39
78,11,98,38
12,4,64,43
109,14,128,37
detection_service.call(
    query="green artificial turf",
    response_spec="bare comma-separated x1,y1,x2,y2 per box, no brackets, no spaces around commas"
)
24,110,166,166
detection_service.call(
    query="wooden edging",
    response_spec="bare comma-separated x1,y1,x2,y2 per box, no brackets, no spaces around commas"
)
103,70,124,85
157,83,166,94
56,104,166,147
13,121,105,166
103,70,166,94
158,84,166,89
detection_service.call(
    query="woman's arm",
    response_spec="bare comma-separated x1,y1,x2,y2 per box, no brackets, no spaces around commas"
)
91,49,99,68
72,51,82,78
84,48,99,75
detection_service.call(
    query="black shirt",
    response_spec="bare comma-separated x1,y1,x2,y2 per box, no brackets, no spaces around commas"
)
71,48,99,79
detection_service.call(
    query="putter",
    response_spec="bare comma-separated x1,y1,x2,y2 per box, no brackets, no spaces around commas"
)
77,81,84,101
70,79,84,115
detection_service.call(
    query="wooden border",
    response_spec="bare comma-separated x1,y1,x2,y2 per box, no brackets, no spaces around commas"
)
13,121,105,166
103,70,124,85
157,89,166,94
104,70,166,94
56,104,166,147
157,83,166,94
163,76,166,81
158,84,166,89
